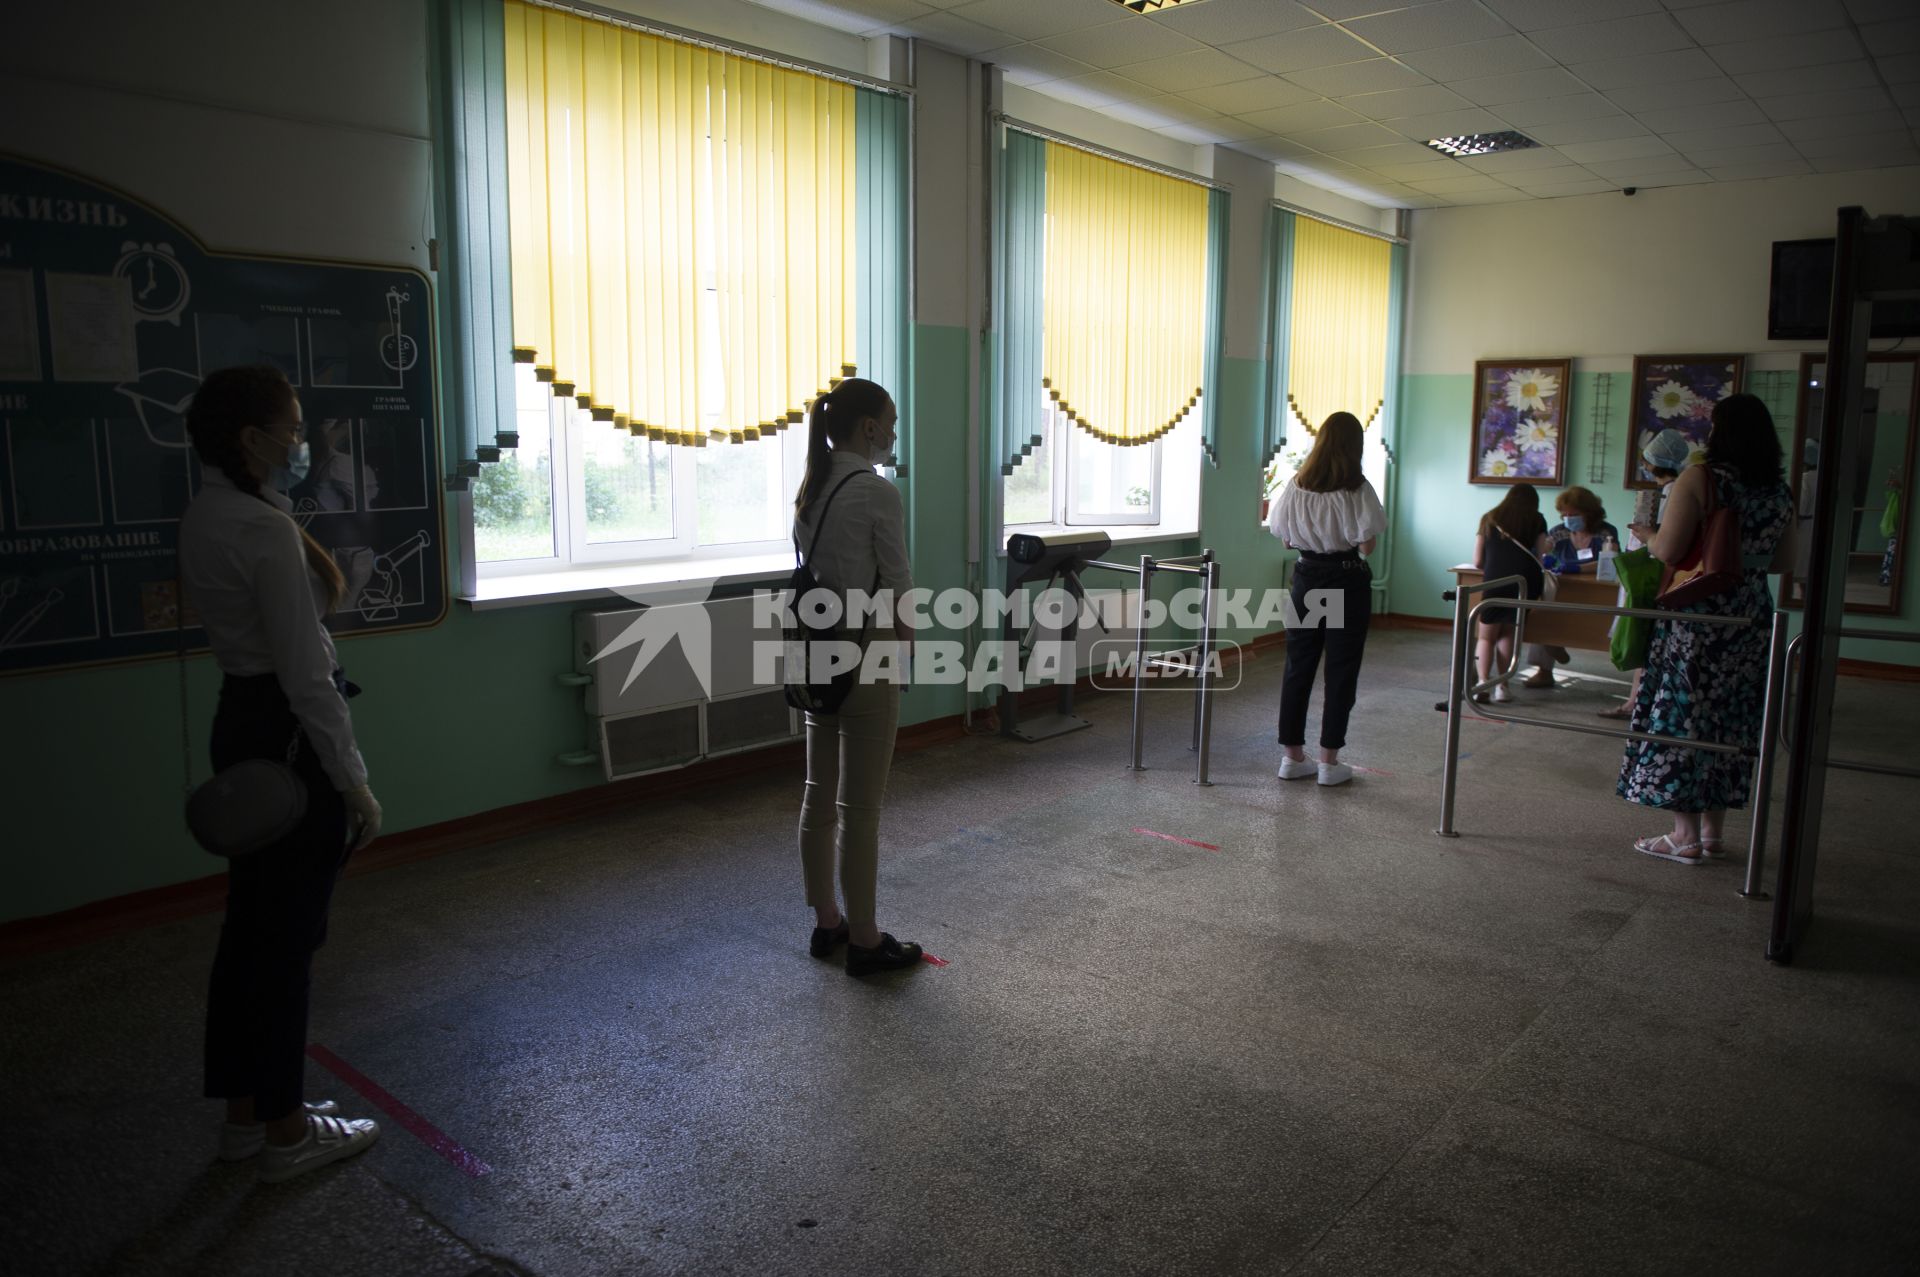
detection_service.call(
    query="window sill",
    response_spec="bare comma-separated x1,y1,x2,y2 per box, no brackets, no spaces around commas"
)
996,523,1200,556
461,550,794,611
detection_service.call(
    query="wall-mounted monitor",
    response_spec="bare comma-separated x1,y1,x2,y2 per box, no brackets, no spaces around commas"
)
1769,237,1920,341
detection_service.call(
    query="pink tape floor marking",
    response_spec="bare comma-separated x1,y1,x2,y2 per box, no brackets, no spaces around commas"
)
307,1043,492,1178
1132,827,1221,852
921,953,949,967
1351,765,1395,777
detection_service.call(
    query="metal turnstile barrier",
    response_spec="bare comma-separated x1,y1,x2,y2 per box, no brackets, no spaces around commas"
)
1084,550,1220,786
1776,629,1920,780
1436,574,1789,900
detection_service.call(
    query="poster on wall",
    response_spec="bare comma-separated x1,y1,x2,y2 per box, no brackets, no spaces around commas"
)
0,154,446,677
1468,358,1570,486
1626,353,1744,490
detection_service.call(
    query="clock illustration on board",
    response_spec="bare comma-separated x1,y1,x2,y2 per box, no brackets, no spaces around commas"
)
112,241,191,326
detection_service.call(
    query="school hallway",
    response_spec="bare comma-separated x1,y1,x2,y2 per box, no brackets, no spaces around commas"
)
4,627,1918,1277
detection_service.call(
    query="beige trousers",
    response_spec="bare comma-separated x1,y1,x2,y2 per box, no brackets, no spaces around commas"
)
798,678,900,927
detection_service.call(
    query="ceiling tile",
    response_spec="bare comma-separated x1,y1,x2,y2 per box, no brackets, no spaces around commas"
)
1861,19,1920,55
897,10,1008,53
1407,172,1514,193
1619,170,1715,187
1437,186,1536,203
1585,155,1708,177
1634,99,1767,133
1153,121,1238,145
1732,61,1882,97
1302,0,1458,18
1145,0,1329,44
1116,47,1271,91
1450,66,1588,105
1524,115,1657,143
1338,1,1517,54
1479,0,1663,31
1602,78,1748,112
1042,70,1160,108
1791,128,1920,157
1570,48,1721,89
1495,93,1627,126
1289,121,1411,152
1845,0,1912,21
1283,58,1432,95
1529,13,1695,62
1706,30,1868,76
1181,76,1320,114
1509,177,1618,195
1236,99,1365,133
1033,15,1201,68
1882,53,1920,83
988,44,1099,85
1131,94,1226,126
1382,107,1510,138
1368,158,1469,179
1663,122,1789,151
1169,117,1271,143
1100,97,1186,129
1673,0,1850,44
1556,135,1678,162
1897,83,1920,108
765,0,936,34
1340,140,1458,166
1808,150,1920,171
943,0,1127,41
1494,162,1596,184
1759,87,1896,122
1679,141,1803,167
1397,36,1554,81
1338,84,1474,118
1223,24,1381,74
1459,145,1577,171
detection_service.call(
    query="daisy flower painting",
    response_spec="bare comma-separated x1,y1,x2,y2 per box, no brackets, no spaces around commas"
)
1471,358,1570,485
1628,355,1744,489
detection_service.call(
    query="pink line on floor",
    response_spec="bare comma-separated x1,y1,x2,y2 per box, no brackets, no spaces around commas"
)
921,953,949,967
1351,765,1395,777
1132,827,1221,852
307,1043,492,1178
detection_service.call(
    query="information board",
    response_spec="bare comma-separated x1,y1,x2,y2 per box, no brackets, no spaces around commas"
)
0,154,446,676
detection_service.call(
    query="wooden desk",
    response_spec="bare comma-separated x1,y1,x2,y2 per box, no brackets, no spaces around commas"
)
1450,566,1619,651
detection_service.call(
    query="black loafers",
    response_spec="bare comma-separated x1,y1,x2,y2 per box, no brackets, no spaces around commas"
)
846,933,923,977
809,920,850,959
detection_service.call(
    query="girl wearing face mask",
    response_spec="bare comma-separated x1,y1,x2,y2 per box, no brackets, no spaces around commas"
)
179,365,383,1181
1523,486,1621,688
790,377,922,977
1601,429,1697,719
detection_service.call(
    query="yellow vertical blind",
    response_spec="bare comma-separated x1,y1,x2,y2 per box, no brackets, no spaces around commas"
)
503,0,856,446
1286,216,1392,434
1040,141,1209,447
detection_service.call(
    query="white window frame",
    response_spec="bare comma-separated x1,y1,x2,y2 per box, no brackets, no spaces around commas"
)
1004,394,1196,533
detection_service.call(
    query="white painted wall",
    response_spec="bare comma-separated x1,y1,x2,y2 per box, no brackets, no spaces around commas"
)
1404,166,1920,376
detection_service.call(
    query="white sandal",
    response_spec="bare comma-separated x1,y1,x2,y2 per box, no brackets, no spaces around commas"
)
1633,834,1703,864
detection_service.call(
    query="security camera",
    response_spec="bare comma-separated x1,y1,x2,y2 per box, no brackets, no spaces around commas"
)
1623,186,1638,196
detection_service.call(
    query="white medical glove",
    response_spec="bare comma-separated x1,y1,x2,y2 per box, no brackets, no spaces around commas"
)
343,784,383,851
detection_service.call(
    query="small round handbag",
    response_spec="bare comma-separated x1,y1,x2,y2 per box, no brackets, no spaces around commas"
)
185,754,308,858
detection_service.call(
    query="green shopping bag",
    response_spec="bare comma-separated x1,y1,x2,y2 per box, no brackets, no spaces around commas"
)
1610,547,1663,672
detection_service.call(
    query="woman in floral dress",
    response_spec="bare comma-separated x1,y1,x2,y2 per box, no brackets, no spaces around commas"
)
1618,393,1796,864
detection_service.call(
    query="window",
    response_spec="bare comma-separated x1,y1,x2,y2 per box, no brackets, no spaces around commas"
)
449,0,907,577
994,129,1218,538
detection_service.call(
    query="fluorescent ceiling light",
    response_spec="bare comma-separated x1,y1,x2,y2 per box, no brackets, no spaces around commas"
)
1425,131,1540,158
1105,0,1210,13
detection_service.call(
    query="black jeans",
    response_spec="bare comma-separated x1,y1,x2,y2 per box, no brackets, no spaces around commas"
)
1278,557,1373,751
203,674,350,1122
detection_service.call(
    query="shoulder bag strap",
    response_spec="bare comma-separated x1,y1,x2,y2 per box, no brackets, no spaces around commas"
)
796,471,866,566
175,551,192,797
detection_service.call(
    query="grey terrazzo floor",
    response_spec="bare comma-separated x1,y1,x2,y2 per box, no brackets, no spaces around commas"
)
3,628,1917,1276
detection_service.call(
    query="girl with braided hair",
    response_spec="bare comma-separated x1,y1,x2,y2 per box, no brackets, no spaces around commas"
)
178,364,383,1181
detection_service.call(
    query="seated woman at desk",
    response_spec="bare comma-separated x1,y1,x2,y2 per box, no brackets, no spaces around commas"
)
1473,487,1548,703
1524,486,1620,688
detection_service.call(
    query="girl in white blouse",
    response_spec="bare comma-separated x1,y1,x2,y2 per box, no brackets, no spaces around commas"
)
790,377,922,977
1266,412,1387,786
179,366,381,1181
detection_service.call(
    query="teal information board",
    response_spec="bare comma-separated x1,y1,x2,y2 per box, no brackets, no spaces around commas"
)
0,154,446,676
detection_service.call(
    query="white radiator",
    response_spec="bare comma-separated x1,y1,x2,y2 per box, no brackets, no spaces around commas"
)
573,594,798,781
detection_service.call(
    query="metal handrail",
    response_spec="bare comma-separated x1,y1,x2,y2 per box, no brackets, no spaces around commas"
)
1775,629,1920,780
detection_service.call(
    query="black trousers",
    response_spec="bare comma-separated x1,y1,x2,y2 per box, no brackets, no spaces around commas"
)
1278,557,1373,751
203,674,350,1122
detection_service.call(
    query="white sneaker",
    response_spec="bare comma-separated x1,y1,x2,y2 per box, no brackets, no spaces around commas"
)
259,1113,380,1183
219,1100,340,1162
1277,756,1317,780
1317,762,1354,786
1492,685,1512,704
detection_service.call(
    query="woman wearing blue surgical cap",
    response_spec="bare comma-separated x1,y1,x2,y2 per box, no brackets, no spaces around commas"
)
1600,430,1696,719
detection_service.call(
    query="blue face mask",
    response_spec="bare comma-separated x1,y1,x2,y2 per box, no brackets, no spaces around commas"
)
270,441,312,491
1563,515,1586,532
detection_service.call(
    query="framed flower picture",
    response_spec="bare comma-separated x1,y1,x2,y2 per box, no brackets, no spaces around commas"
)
1469,358,1571,486
1626,354,1744,489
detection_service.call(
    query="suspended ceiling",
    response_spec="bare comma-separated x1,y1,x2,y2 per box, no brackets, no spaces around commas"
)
743,0,1920,208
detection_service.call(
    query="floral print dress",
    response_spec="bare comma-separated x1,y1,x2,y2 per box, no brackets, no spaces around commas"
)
1617,464,1792,812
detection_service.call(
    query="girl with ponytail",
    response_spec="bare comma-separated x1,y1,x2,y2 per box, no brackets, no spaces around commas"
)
788,377,924,976
177,364,383,1180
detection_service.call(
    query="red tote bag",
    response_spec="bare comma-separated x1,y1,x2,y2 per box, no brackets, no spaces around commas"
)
1656,471,1743,608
